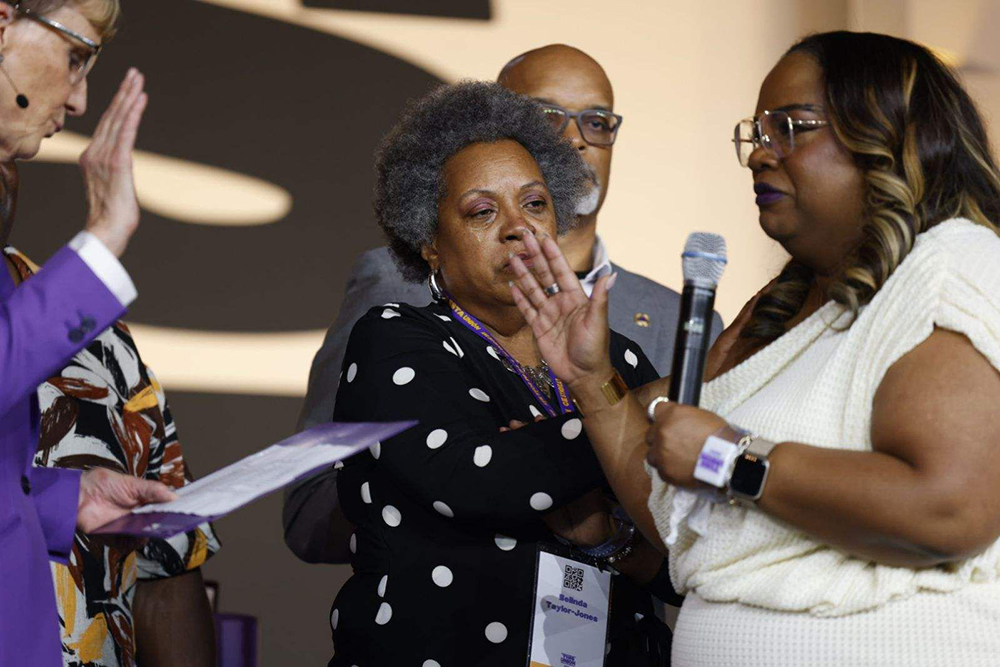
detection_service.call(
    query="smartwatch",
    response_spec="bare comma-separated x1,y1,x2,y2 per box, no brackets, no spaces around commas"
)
728,437,778,504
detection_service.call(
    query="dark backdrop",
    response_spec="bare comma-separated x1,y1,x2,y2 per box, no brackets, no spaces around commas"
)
12,1,463,662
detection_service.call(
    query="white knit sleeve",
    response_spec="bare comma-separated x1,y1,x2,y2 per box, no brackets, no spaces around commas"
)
933,223,1000,371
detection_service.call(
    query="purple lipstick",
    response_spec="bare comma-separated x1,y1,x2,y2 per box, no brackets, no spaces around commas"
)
754,182,786,206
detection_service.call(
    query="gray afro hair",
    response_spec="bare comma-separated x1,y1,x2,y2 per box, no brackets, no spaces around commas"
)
373,80,591,282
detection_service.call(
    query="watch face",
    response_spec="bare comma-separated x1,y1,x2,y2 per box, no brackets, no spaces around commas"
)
730,456,767,497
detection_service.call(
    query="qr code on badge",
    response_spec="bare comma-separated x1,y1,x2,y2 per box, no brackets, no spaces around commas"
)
563,564,585,592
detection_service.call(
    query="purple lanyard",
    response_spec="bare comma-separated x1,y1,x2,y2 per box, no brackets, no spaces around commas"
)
447,298,574,417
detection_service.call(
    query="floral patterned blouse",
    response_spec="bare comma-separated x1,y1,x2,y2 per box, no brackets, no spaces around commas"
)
6,247,222,667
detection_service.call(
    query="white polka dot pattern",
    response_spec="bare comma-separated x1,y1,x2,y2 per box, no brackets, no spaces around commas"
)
382,505,402,527
347,362,358,382
426,429,448,449
443,338,464,358
473,445,492,467
485,621,508,643
327,300,670,659
625,348,638,368
431,565,453,588
393,367,415,385
561,418,583,440
436,314,451,322
423,661,441,667
433,501,454,518
331,608,339,630
530,492,553,511
375,602,392,625
494,535,517,551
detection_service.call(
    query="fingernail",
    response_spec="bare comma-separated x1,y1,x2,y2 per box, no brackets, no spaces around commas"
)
607,272,619,291
508,281,514,288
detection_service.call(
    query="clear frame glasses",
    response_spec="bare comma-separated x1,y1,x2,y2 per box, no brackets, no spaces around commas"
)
16,5,102,84
540,103,623,147
733,108,828,167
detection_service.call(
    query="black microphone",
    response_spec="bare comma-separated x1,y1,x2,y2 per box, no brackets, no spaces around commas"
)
667,232,728,405
0,55,29,108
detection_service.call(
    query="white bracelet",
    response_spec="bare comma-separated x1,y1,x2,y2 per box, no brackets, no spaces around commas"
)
693,427,753,488
693,435,741,487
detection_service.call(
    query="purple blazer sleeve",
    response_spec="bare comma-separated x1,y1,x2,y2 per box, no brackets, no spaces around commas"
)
3,244,128,558
29,466,82,562
0,245,126,419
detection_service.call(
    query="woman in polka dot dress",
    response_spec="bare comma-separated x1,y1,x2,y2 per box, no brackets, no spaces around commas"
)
327,82,671,665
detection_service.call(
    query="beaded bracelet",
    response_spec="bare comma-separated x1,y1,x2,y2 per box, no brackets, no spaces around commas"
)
578,506,637,566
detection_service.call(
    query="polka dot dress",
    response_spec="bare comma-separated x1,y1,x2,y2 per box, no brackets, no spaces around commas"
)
327,302,659,666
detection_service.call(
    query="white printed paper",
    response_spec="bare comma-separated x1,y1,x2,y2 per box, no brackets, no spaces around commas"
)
132,421,414,517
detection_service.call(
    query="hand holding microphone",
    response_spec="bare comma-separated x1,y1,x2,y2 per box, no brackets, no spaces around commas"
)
508,225,739,489
646,233,732,487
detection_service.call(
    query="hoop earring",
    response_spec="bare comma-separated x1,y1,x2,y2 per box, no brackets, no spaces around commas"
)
428,269,446,302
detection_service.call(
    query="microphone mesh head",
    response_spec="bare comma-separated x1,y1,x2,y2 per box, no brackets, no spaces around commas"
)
682,232,728,288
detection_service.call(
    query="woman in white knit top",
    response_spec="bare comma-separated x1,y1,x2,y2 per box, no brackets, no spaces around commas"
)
508,31,1000,666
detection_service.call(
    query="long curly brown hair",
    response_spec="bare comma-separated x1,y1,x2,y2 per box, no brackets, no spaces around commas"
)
743,31,1000,341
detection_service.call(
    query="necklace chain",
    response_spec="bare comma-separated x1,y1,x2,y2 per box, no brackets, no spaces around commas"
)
501,357,553,394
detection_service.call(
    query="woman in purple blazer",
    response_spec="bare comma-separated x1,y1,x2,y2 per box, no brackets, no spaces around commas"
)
0,2,176,664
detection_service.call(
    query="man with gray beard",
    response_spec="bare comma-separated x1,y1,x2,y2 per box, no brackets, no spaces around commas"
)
284,44,722,566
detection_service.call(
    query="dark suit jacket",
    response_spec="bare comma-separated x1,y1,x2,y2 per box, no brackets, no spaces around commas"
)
284,245,723,564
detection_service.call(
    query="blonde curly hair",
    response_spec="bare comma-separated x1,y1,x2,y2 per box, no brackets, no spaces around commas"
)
743,31,1000,341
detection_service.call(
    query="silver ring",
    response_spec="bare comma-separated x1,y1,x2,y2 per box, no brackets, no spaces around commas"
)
544,283,560,296
647,396,670,422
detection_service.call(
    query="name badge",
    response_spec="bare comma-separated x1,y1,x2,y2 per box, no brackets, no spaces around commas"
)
527,543,612,667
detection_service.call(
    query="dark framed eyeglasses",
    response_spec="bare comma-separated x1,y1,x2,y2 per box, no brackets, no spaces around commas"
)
733,107,828,167
540,103,623,147
16,4,102,84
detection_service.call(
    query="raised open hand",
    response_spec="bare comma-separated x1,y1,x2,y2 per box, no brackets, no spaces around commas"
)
81,68,149,257
509,232,617,386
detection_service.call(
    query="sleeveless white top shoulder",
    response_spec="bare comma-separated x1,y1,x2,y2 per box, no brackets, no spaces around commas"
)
648,218,1000,617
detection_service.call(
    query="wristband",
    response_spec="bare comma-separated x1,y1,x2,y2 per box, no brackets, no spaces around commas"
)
693,426,752,488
